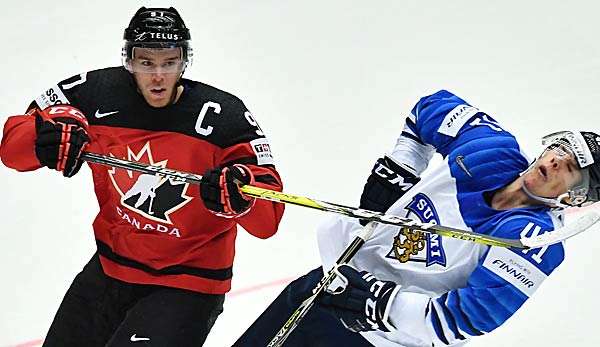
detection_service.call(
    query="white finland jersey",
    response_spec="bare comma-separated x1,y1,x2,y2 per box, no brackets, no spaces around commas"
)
317,90,564,347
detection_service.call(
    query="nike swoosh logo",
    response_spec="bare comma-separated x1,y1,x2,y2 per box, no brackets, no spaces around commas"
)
455,155,473,177
95,109,119,118
130,334,150,342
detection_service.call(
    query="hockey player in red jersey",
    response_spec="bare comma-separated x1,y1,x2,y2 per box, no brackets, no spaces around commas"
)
0,7,284,347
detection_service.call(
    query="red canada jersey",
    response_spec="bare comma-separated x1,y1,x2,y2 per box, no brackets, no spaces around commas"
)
0,67,285,294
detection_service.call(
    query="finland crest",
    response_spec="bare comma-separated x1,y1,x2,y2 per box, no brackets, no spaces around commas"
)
386,193,447,267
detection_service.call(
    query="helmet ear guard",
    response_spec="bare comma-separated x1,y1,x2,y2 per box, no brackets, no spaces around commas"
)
580,131,600,203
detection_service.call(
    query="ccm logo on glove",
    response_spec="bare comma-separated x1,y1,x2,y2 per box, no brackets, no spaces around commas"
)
320,264,400,333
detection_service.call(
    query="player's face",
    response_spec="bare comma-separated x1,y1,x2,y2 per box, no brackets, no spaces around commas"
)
522,146,583,202
130,48,184,108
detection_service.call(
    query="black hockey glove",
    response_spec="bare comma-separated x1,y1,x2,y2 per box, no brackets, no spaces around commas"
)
200,164,256,218
34,105,90,178
319,264,400,333
359,156,420,225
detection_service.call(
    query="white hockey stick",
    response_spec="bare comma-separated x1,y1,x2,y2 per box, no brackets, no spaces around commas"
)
520,211,600,248
80,152,600,249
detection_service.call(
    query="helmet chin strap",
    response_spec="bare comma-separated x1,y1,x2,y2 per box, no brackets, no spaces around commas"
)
169,70,187,105
169,83,184,105
521,182,570,209
519,157,572,209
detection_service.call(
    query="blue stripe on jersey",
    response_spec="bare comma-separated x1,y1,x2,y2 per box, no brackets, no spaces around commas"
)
446,291,483,336
436,293,466,341
456,289,496,333
429,302,450,345
453,278,525,332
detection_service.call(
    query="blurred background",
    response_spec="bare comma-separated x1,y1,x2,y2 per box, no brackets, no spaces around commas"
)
1,0,599,346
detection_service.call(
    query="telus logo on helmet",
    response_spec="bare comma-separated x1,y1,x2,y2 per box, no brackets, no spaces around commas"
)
134,32,181,42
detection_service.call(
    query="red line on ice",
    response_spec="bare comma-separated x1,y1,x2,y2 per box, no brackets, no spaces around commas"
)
228,276,295,297
12,340,42,347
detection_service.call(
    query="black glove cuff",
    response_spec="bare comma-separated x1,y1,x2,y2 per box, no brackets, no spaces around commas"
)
199,168,225,212
359,156,420,225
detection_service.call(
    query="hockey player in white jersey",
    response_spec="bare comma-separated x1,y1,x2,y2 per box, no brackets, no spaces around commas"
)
233,90,600,346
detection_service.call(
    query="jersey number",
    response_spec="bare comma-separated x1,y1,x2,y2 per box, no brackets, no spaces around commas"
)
61,73,88,90
469,114,503,132
520,223,549,263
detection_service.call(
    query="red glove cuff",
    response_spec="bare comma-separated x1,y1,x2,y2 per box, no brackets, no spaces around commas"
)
35,105,89,129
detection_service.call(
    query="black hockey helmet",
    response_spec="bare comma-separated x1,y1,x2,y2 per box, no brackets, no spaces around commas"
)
579,131,600,202
122,7,193,73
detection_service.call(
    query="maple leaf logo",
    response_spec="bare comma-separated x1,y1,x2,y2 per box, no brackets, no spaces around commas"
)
107,142,193,224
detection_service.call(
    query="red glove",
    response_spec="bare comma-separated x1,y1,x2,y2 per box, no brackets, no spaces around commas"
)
34,105,90,177
200,164,256,218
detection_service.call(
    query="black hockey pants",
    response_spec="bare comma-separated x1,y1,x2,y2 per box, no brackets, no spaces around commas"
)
42,253,224,347
233,267,373,347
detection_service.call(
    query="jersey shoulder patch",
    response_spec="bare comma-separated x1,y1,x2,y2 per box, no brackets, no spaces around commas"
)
481,246,548,297
438,103,480,137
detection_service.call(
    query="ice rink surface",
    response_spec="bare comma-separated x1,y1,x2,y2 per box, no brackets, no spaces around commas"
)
1,0,600,346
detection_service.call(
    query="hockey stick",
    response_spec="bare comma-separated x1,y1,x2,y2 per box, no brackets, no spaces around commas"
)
266,222,378,347
80,152,600,249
